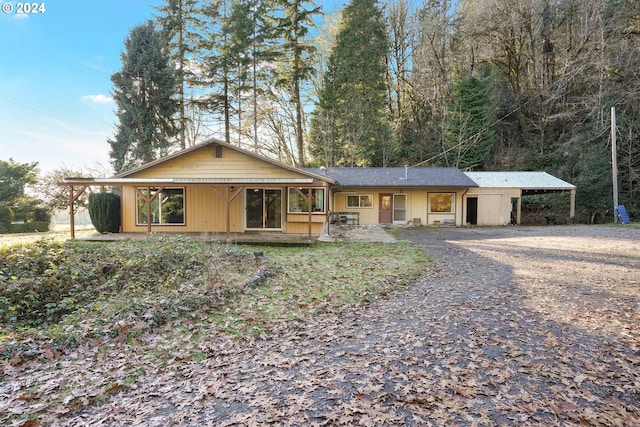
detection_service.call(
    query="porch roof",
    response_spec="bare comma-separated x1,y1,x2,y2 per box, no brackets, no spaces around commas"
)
304,167,478,188
60,177,316,186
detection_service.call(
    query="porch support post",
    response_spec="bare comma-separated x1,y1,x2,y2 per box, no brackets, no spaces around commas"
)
212,185,244,238
308,186,312,242
325,182,331,235
69,186,75,240
135,186,164,234
292,187,313,242
569,189,576,222
68,185,87,240
517,195,522,225
146,187,151,234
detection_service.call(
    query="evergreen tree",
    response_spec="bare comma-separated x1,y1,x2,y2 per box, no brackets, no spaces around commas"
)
224,0,257,145
310,0,395,167
199,0,276,148
156,0,206,149
273,0,321,167
198,0,230,144
109,21,179,173
309,59,340,166
443,76,495,170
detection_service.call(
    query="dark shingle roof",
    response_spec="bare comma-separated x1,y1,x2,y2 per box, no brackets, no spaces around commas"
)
304,167,478,188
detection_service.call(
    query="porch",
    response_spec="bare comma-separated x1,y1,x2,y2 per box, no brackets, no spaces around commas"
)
76,231,318,245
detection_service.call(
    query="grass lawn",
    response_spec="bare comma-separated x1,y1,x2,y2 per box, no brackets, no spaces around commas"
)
0,228,98,247
1,233,428,343
0,232,429,424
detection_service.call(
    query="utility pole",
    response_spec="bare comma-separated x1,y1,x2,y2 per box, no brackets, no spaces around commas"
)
611,106,619,222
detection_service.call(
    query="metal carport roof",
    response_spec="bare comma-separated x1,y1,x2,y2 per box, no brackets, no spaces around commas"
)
464,172,576,195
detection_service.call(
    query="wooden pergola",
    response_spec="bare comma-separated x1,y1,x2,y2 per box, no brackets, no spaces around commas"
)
60,177,331,242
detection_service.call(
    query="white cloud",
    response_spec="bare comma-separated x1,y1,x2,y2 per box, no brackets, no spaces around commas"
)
81,94,113,104
2,115,113,173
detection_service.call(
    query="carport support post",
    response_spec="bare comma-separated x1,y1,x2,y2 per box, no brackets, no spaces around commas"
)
517,195,522,225
570,189,576,222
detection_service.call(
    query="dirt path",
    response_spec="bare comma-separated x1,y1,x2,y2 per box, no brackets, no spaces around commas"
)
60,226,640,425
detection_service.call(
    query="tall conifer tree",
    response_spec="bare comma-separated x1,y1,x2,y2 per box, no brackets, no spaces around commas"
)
444,76,495,170
156,0,206,149
273,0,320,167
109,21,179,173
310,0,394,166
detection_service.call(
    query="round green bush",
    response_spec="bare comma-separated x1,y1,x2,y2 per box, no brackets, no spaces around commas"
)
88,192,121,233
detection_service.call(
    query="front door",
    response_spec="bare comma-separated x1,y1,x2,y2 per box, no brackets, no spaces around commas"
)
246,188,282,230
379,193,393,224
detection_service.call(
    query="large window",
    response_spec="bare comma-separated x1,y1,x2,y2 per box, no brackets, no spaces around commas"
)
137,188,185,225
429,193,455,213
288,188,325,213
346,194,373,208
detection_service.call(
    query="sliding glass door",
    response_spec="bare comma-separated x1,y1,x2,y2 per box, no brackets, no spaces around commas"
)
245,188,282,230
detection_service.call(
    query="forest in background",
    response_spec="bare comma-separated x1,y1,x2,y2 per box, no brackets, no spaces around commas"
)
106,0,639,222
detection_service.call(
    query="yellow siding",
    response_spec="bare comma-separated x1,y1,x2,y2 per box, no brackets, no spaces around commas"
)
121,185,243,233
332,188,467,226
332,191,379,224
287,214,327,223
119,145,331,235
285,222,325,234
121,185,327,235
129,145,306,180
465,188,520,226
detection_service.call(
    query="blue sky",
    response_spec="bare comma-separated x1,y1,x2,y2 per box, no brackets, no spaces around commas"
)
0,0,164,173
0,1,344,175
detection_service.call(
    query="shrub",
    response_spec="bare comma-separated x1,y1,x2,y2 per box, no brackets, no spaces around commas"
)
0,235,239,327
88,192,121,233
9,222,50,233
0,204,14,230
29,206,51,223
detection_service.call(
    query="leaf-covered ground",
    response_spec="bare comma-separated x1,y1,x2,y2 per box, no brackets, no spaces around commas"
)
3,225,640,426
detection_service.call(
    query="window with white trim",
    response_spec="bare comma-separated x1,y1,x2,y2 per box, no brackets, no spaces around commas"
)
137,188,185,225
346,194,373,208
429,193,455,213
288,188,326,213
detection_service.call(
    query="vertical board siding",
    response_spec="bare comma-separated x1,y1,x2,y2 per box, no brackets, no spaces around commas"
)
121,186,242,233
467,188,520,226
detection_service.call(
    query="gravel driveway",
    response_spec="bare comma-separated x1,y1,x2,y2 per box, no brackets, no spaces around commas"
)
63,225,640,426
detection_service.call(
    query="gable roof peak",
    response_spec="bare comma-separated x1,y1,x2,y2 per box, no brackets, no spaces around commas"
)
114,138,335,183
